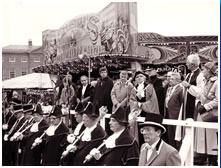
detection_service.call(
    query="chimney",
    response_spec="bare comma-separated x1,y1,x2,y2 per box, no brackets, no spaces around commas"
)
28,39,32,47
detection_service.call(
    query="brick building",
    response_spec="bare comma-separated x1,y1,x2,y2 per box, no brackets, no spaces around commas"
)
2,40,43,80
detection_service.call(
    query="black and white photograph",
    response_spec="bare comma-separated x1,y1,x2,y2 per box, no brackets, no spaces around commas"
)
1,0,219,166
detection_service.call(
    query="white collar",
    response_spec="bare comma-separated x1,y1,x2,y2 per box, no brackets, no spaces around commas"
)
45,119,62,136
105,128,125,148
81,123,97,141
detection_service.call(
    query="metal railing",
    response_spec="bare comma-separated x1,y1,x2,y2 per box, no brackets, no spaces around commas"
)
100,114,219,166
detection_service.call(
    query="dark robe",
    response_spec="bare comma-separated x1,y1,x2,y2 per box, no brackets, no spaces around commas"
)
21,119,49,166
185,68,201,119
41,122,69,166
98,129,140,166
71,124,107,166
77,84,94,103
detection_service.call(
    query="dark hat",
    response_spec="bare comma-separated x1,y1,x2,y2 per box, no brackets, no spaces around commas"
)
32,104,43,115
74,102,85,114
133,70,146,81
49,105,62,118
111,107,128,124
13,105,23,114
204,62,217,75
23,104,34,113
83,102,99,118
99,66,108,72
10,98,22,105
139,113,166,134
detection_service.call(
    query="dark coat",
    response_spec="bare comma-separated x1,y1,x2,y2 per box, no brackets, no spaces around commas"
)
41,122,69,166
98,129,140,166
71,124,107,166
93,77,113,113
21,119,49,166
77,84,94,103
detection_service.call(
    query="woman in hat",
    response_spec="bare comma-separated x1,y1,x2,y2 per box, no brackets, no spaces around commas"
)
194,62,218,165
139,113,181,166
69,102,107,166
21,104,49,166
86,107,140,166
40,105,69,166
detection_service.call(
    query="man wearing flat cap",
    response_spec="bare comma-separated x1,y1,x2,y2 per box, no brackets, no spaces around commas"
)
111,70,133,111
88,106,139,166
139,113,181,166
21,104,49,165
40,105,69,165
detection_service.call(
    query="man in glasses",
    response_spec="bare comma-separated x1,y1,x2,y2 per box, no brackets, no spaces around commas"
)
138,113,181,166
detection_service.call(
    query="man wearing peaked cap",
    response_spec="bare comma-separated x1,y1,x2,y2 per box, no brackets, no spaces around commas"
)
138,113,181,166
70,102,106,166
41,105,69,165
21,103,49,166
89,106,139,166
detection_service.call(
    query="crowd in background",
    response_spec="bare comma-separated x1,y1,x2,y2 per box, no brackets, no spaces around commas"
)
2,53,218,166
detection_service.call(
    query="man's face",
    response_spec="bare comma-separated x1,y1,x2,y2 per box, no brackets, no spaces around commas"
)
33,113,42,122
100,71,108,79
120,73,128,83
81,76,88,86
74,112,83,123
24,112,32,120
186,59,196,71
82,114,95,128
49,116,61,126
135,74,145,84
109,118,123,132
140,126,161,145
202,67,211,79
169,76,179,86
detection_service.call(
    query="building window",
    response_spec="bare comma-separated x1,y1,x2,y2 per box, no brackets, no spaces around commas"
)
22,69,27,76
9,69,15,78
9,56,16,62
21,56,28,62
34,55,40,62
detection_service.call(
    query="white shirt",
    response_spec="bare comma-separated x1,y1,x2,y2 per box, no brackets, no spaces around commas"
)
137,82,145,97
45,120,62,136
81,124,97,142
30,118,43,132
74,122,84,136
82,85,88,98
104,128,125,148
144,138,161,162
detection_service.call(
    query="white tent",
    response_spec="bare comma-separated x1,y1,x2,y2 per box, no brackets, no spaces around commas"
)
2,73,57,89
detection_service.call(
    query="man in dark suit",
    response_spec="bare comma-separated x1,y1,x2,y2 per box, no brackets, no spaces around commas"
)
93,66,113,135
21,104,49,165
40,105,69,166
165,72,183,150
77,75,94,104
138,113,181,166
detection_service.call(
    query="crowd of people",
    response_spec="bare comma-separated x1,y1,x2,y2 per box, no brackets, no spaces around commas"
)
2,53,218,166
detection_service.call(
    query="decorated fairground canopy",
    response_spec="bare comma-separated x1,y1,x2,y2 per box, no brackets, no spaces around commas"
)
32,2,218,79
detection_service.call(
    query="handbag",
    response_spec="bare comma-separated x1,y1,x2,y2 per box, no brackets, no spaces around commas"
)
201,108,218,122
200,80,218,122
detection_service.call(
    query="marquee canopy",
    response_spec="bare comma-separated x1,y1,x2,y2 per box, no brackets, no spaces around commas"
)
2,73,57,89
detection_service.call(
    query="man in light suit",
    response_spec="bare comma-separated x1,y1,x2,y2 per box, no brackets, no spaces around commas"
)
165,72,183,150
138,113,181,166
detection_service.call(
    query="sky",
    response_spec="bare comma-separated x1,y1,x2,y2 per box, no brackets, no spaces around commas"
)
1,0,220,47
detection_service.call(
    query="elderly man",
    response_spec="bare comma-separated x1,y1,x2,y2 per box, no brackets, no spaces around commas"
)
181,53,204,120
139,113,181,166
111,70,133,111
86,107,139,166
165,72,183,150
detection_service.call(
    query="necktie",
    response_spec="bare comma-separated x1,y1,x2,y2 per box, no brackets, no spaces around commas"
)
139,144,151,166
